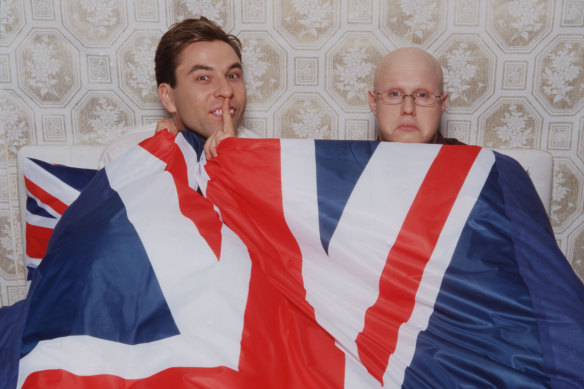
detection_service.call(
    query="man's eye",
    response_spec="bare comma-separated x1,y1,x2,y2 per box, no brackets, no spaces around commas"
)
197,75,209,81
416,90,429,98
228,73,241,79
389,90,401,97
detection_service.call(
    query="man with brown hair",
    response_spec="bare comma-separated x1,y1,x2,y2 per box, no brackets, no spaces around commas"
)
99,17,253,166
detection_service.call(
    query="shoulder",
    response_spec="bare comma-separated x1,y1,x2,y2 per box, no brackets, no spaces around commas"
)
436,132,466,145
98,123,157,168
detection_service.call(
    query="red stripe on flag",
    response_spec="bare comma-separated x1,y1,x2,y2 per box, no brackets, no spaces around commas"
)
206,138,346,388
25,223,53,259
139,131,223,260
22,366,241,389
356,145,481,384
25,177,68,215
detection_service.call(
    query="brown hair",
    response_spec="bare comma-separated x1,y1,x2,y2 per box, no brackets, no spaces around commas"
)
155,17,242,87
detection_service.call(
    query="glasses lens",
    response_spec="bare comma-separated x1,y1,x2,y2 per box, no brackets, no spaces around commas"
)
414,90,434,106
382,90,402,104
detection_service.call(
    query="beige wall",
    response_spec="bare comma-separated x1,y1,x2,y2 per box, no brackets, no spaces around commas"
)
1,0,583,306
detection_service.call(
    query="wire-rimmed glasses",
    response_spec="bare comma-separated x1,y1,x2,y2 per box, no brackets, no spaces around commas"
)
374,89,444,106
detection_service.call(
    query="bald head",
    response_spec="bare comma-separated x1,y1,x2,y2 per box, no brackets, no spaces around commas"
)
368,47,448,144
374,47,444,94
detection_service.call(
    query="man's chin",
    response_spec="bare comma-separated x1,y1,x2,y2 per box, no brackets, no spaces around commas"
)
383,133,427,144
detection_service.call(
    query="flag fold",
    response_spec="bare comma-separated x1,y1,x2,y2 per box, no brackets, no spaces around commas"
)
1,131,583,389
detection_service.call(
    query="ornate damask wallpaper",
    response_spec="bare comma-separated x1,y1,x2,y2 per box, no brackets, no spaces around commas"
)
1,0,583,306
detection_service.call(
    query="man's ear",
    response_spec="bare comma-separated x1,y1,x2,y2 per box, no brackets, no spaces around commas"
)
368,90,377,115
158,83,177,114
441,93,448,113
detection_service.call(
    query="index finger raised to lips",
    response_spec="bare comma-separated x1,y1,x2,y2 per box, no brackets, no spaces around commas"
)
221,98,235,134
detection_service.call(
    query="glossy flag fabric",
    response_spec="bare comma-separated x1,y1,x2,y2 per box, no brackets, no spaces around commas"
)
22,158,97,277
1,130,583,388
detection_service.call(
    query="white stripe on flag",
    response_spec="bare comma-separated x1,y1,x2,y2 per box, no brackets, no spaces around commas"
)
25,211,59,229
24,257,41,268
175,133,209,193
382,148,495,387
23,159,81,206
280,141,440,387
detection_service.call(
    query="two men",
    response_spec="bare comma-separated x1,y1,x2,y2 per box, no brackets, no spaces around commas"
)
101,18,462,166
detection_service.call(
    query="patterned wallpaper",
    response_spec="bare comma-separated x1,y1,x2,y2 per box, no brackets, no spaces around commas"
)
1,0,583,306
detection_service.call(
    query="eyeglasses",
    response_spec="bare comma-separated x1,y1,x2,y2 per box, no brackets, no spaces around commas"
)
374,89,443,106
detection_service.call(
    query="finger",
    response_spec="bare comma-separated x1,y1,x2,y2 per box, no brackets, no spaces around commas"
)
155,119,170,133
204,132,218,160
155,118,178,135
221,98,236,137
167,120,178,135
221,97,233,133
204,135,212,160
204,143,211,160
211,143,219,158
205,98,234,160
211,134,220,158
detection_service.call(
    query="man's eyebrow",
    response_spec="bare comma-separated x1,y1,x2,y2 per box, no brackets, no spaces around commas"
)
187,62,242,75
226,62,243,73
187,64,212,75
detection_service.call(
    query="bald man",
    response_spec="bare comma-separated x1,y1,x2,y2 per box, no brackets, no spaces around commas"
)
368,47,464,145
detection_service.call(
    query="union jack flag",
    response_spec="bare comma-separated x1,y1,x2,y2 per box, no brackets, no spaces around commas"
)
22,158,96,275
1,131,583,388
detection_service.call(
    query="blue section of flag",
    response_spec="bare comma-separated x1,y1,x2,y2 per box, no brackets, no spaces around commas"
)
494,152,584,388
26,196,55,218
21,169,180,358
315,140,378,254
404,164,550,388
180,130,205,161
25,266,35,281
0,300,27,389
30,158,97,192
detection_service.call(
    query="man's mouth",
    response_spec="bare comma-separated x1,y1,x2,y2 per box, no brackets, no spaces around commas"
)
397,123,418,131
212,108,235,116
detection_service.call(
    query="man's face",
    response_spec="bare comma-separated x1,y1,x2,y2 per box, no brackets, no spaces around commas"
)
368,54,447,144
159,40,246,138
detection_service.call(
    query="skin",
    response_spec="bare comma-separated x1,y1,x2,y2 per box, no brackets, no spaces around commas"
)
157,40,244,159
368,48,448,144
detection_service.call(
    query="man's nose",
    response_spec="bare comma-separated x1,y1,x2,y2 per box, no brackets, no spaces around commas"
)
400,95,416,115
216,77,234,97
